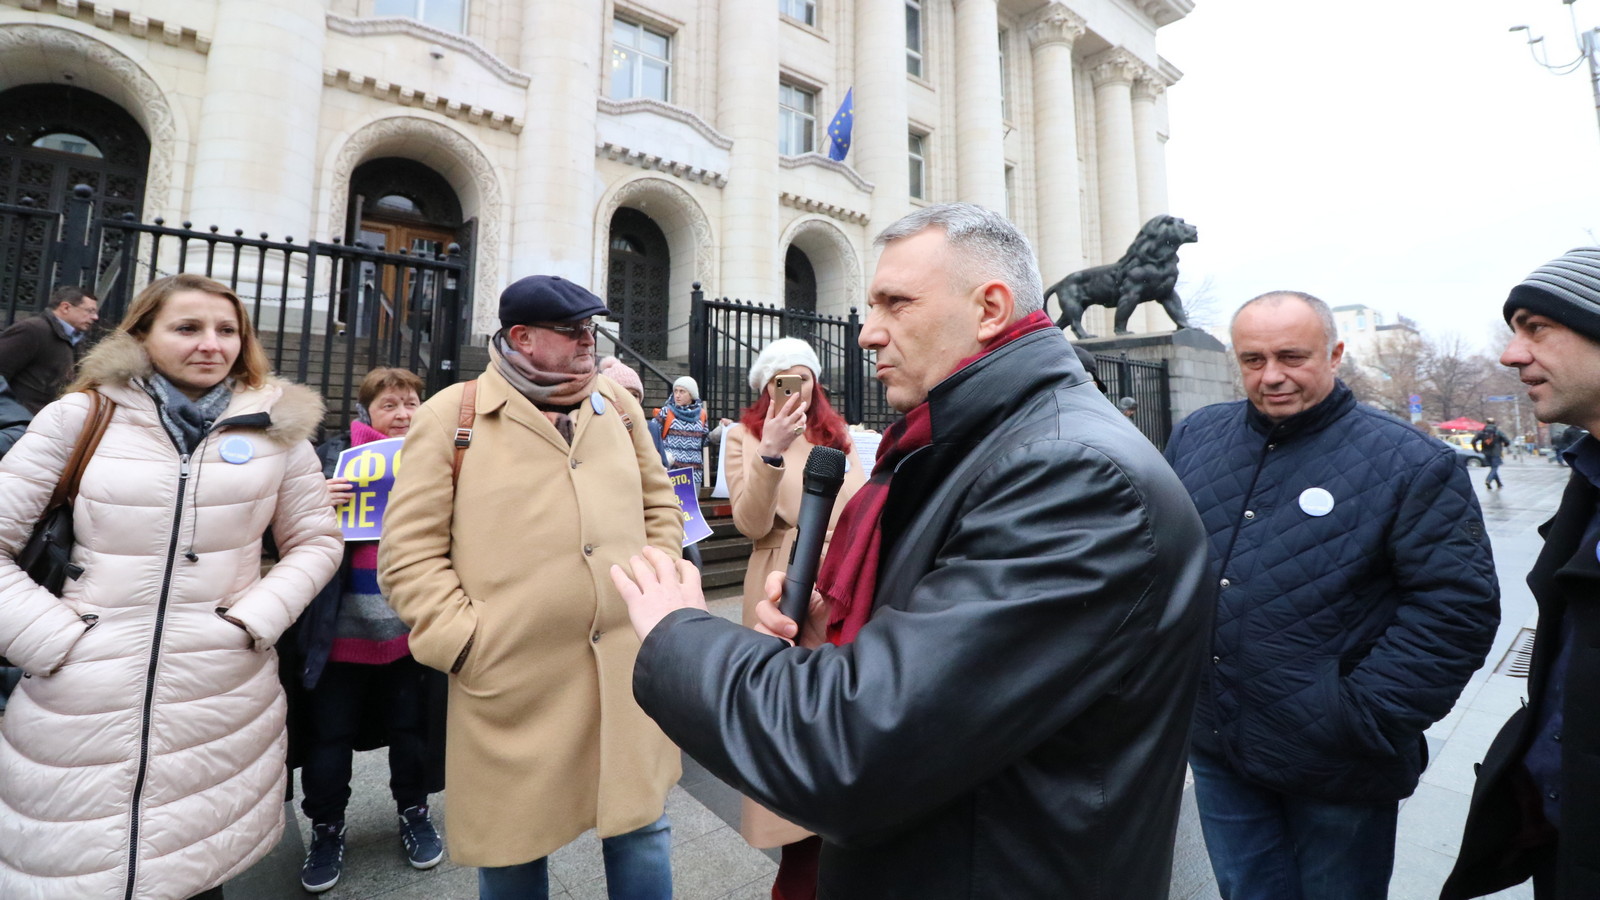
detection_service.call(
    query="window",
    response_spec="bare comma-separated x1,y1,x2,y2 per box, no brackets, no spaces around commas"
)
906,1,923,78
1004,165,1015,217
780,0,816,27
611,19,672,102
908,132,926,200
779,83,817,155
998,30,1010,121
31,132,103,158
373,0,464,33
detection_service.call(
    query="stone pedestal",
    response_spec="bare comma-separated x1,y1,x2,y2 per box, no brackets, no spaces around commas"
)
1075,327,1235,426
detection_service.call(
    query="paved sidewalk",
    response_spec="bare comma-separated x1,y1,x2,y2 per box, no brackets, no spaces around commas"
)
228,455,1567,899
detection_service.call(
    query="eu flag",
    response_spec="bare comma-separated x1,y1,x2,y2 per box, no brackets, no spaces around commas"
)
826,88,854,162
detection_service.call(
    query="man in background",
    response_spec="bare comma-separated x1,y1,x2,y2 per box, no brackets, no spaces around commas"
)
0,285,99,414
1475,417,1508,489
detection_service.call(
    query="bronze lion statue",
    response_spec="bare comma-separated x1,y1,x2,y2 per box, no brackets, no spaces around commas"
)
1045,215,1198,339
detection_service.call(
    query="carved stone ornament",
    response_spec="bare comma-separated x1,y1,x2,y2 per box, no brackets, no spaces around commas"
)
1133,69,1168,102
1087,48,1142,87
328,116,504,316
782,216,862,309
596,175,715,295
0,23,180,221
1027,4,1088,49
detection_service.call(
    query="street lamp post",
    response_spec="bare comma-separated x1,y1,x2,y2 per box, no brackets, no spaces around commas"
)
1512,2,1600,140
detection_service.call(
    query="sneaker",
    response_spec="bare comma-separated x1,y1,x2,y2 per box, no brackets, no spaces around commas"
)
399,805,444,869
300,821,346,893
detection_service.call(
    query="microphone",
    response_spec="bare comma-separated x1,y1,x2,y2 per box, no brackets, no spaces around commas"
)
780,446,848,630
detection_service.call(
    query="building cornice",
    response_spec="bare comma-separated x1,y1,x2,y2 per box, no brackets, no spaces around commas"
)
5,0,210,53
598,97,734,151
325,13,530,88
780,192,869,226
322,68,522,133
596,140,727,187
1129,0,1193,28
1026,3,1086,50
778,152,874,193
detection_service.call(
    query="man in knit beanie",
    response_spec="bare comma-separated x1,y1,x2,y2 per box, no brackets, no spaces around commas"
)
1445,247,1600,900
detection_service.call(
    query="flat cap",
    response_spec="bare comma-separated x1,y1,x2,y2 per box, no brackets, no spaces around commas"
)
499,275,609,328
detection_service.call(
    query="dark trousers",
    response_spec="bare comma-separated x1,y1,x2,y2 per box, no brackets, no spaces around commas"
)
300,656,431,825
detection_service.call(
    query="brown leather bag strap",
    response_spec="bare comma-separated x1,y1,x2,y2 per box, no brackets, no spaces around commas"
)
46,389,117,511
451,379,478,487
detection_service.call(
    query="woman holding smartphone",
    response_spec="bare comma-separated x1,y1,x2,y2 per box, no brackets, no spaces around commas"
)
723,338,866,900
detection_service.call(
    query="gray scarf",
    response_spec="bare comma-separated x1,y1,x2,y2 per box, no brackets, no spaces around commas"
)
144,374,233,455
490,333,596,444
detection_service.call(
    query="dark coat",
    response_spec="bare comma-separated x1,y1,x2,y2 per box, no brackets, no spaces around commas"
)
634,330,1213,898
0,313,80,414
0,376,30,458
1442,469,1600,899
1164,383,1500,803
1474,425,1507,461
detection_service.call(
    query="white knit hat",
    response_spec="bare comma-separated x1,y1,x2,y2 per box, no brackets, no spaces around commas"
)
673,376,700,401
748,338,823,394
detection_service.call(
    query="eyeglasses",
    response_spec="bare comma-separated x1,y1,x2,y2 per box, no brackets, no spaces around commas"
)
531,321,598,338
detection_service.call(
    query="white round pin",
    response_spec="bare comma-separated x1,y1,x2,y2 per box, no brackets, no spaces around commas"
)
219,436,254,465
1298,487,1334,517
590,392,606,415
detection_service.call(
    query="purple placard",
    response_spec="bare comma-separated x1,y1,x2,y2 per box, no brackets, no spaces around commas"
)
335,438,404,542
669,466,714,546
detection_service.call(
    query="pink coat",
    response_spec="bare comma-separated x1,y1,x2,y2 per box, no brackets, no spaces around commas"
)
0,333,342,900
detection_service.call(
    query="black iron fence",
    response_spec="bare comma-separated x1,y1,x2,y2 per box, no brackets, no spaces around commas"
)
1,186,469,430
688,284,894,431
1092,353,1171,447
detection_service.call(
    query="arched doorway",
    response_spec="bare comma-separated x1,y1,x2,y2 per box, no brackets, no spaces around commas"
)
785,245,818,314
0,84,149,315
346,157,466,338
606,207,670,359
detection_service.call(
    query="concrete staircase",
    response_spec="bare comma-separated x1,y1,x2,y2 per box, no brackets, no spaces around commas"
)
696,501,752,603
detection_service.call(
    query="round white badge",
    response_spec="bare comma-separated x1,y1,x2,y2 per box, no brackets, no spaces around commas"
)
590,391,607,415
219,436,254,465
1298,487,1335,517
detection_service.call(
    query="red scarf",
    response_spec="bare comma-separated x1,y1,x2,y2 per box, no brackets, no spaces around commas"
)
817,310,1056,645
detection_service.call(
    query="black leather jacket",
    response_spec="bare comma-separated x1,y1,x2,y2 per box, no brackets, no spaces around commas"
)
634,330,1212,898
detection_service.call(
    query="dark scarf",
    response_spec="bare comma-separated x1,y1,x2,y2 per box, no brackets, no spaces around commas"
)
490,332,597,444
143,373,233,455
817,310,1056,645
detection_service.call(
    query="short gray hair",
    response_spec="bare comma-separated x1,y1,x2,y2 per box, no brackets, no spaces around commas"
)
873,203,1045,317
1231,290,1340,353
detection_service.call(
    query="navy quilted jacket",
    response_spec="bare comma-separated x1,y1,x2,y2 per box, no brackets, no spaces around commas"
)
1165,382,1499,802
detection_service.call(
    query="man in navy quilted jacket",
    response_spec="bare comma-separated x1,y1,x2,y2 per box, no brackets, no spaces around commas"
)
1165,290,1500,900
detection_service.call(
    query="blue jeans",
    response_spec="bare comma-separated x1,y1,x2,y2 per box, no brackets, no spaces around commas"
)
1486,458,1503,486
1190,750,1397,900
478,814,672,900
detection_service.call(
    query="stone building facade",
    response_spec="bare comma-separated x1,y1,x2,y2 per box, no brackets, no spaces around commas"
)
0,0,1190,349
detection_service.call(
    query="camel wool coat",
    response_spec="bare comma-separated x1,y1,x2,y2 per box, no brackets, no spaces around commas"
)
379,367,684,867
723,423,865,847
0,334,342,900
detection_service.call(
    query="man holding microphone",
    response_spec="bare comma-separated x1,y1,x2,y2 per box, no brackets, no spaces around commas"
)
611,204,1212,898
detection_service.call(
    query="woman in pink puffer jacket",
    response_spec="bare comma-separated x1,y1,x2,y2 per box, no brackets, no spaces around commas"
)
0,273,342,900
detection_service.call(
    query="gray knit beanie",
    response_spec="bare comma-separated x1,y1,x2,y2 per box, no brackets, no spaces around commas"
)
1505,247,1600,344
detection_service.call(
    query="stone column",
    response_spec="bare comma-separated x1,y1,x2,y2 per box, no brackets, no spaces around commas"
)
1132,69,1170,222
1027,3,1087,292
512,1,603,286
1090,48,1141,268
188,0,324,246
853,0,911,263
952,0,1006,212
715,0,781,301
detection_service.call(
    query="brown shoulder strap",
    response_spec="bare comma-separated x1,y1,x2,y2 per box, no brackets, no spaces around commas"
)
47,389,117,511
451,380,478,486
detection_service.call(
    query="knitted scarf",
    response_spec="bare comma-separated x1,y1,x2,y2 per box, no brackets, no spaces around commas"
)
656,397,708,482
329,418,412,665
817,310,1056,645
143,374,233,455
490,332,596,444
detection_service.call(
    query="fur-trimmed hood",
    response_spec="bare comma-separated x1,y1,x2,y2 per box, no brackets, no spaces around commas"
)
76,331,325,445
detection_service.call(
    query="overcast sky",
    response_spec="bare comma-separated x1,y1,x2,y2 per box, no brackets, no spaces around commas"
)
1159,1,1600,350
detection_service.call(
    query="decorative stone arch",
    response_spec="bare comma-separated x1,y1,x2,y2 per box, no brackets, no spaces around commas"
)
320,114,504,335
0,23,185,220
779,216,862,318
594,175,715,359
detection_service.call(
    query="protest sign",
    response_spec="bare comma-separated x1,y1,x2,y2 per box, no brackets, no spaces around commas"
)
335,438,404,541
669,466,714,545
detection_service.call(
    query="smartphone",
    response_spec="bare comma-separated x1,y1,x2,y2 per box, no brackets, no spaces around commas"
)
774,374,804,397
